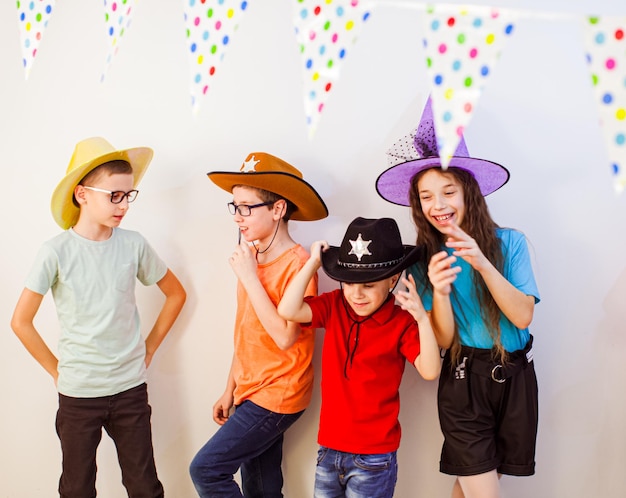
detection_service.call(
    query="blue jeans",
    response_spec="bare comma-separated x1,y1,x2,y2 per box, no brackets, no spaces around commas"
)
314,447,398,498
55,383,163,498
189,400,303,498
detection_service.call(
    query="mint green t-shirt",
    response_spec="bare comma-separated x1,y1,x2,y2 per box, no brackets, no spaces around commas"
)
25,228,167,397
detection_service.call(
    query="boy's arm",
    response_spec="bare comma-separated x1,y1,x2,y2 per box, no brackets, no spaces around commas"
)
412,314,441,380
277,241,327,325
213,352,237,425
144,269,186,368
396,275,441,380
11,288,59,382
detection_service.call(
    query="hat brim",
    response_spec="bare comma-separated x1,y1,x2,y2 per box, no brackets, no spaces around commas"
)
51,147,153,230
207,171,328,221
321,244,424,284
376,157,510,206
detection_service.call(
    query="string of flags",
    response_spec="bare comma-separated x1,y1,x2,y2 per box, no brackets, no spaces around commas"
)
14,1,626,192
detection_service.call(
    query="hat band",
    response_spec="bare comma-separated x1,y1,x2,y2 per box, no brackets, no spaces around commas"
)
337,257,403,269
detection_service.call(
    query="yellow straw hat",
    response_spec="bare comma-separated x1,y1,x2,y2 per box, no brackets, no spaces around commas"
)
51,137,153,229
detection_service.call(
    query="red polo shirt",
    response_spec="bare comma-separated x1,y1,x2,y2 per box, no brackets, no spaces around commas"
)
305,289,421,454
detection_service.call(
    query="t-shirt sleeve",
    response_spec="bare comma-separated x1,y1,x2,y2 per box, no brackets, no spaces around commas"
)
136,235,168,286
24,244,57,296
505,230,540,304
398,319,421,364
304,290,335,329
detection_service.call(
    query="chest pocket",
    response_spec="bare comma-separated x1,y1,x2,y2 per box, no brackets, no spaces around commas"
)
115,263,136,292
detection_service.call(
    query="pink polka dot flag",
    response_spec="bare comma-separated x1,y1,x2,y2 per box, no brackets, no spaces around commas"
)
293,0,372,138
183,0,250,113
101,0,138,82
420,4,518,167
16,0,56,80
582,16,626,193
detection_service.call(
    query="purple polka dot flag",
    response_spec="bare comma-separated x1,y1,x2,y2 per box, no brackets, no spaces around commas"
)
183,0,250,114
101,0,138,82
293,0,373,138
582,16,626,193
420,4,518,168
16,0,56,80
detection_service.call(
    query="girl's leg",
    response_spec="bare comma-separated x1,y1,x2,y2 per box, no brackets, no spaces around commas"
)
456,470,500,498
451,478,464,498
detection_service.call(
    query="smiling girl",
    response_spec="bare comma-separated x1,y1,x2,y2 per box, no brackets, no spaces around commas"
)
376,98,541,498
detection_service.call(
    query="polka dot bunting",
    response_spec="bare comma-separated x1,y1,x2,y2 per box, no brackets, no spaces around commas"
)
183,0,250,114
101,0,138,82
16,0,56,80
293,0,373,138
582,16,626,193
420,5,518,167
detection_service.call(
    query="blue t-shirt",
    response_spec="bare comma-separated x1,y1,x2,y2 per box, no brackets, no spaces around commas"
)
409,228,540,352
25,228,167,397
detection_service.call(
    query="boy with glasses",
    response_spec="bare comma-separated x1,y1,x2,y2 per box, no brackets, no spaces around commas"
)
11,136,187,497
190,152,328,497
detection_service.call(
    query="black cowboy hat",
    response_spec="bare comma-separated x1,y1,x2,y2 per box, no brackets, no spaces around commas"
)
321,217,424,283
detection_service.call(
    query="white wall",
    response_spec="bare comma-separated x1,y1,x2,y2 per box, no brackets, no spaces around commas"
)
2,1,626,497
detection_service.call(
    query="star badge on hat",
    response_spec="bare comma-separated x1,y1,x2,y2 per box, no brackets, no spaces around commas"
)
241,155,259,172
348,234,372,262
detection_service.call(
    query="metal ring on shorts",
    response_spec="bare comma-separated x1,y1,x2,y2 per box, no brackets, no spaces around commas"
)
491,364,506,383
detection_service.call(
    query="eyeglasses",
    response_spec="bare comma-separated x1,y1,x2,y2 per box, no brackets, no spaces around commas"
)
82,185,139,204
227,201,274,217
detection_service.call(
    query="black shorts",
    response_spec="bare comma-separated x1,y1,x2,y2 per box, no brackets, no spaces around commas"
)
437,337,538,477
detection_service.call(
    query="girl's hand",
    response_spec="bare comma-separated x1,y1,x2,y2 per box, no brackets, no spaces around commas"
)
229,239,258,284
441,223,489,272
428,250,460,296
396,274,427,322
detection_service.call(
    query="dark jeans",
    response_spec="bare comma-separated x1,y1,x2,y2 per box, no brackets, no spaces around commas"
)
56,383,163,498
189,400,303,498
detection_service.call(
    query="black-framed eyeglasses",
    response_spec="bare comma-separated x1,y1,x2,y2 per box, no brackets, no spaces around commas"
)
82,185,139,204
227,201,274,217
228,201,275,216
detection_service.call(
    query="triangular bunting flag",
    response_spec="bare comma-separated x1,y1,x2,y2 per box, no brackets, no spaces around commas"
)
101,0,139,82
183,0,250,114
581,16,626,193
420,4,518,167
293,0,373,138
16,0,56,80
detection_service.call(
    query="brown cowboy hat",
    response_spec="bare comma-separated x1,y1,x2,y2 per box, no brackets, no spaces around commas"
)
207,152,328,221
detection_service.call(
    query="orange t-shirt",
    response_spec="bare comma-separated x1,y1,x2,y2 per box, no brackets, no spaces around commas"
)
232,244,317,414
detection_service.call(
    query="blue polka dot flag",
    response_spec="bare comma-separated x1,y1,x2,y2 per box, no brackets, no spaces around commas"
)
101,0,138,82
16,0,56,80
183,0,250,114
420,4,518,168
582,16,626,193
293,0,373,139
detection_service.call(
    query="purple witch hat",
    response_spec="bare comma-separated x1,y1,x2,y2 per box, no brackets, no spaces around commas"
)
376,97,510,206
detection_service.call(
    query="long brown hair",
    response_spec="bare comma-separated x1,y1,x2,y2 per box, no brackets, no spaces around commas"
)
409,167,506,363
